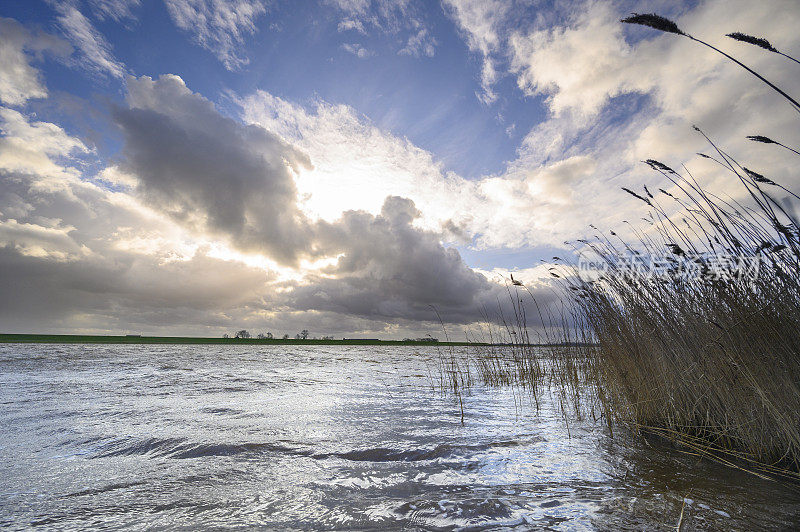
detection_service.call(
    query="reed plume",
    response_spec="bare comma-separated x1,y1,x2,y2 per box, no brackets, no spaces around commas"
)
726,32,777,52
442,9,800,483
747,135,800,156
620,13,684,35
621,13,800,112
727,31,800,66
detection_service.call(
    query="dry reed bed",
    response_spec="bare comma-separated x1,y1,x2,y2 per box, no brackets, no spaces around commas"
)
438,14,800,481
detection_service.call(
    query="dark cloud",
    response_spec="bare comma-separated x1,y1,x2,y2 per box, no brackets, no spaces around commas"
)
291,196,500,323
0,73,555,336
111,75,509,325
441,217,472,243
0,244,272,334
113,75,314,266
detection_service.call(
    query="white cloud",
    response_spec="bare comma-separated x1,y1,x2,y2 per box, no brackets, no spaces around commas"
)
508,2,641,119
115,74,313,265
327,0,437,58
0,218,86,261
3,1,799,335
96,165,139,189
0,18,71,106
0,74,518,334
441,0,511,103
326,0,370,15
441,0,508,56
0,106,92,197
164,0,267,70
432,0,800,251
0,98,289,335
0,107,88,157
398,21,436,58
241,0,800,257
340,42,373,58
54,3,126,78
238,90,463,228
237,88,608,253
89,0,141,21
337,19,366,34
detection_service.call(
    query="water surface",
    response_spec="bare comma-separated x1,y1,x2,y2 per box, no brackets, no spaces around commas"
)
1,344,799,530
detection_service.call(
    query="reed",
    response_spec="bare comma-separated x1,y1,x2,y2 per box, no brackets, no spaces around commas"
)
621,13,800,112
562,16,800,476
726,31,800,67
449,136,800,479
559,142,800,478
439,16,800,481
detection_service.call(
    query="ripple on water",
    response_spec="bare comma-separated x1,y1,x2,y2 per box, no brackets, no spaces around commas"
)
1,344,799,530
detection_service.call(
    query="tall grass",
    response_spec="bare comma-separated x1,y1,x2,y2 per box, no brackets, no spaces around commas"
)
558,139,800,480
566,13,800,480
429,285,600,427
440,15,800,481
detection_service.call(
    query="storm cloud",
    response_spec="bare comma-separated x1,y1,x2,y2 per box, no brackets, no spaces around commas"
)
114,75,315,265
109,75,508,325
291,196,501,323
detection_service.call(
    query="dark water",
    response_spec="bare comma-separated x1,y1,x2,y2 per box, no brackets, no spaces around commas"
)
1,344,799,530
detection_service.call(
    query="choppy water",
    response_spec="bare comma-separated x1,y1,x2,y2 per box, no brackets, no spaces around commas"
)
1,344,799,530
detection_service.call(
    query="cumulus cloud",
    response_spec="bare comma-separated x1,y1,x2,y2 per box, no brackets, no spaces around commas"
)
113,74,313,265
0,218,86,261
238,90,468,230
110,75,508,326
506,1,800,130
0,244,274,334
290,196,500,323
236,87,627,251
0,103,281,335
524,155,596,205
0,18,71,106
435,0,800,251
241,0,800,260
0,106,93,200
237,86,608,252
508,3,641,119
53,2,126,78
0,107,88,159
0,22,521,336
7,1,795,337
164,0,267,70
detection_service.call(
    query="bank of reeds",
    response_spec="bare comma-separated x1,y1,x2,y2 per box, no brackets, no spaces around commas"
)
569,13,800,480
559,140,800,480
441,14,800,480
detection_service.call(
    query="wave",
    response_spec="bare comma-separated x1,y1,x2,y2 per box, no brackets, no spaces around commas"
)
321,439,540,462
93,437,188,458
92,437,312,460
64,480,147,498
91,436,543,462
168,442,314,459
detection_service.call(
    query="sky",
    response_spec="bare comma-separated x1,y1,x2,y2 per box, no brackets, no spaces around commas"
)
0,0,799,339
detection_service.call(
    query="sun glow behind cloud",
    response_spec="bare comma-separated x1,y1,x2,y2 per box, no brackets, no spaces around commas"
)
1,0,799,337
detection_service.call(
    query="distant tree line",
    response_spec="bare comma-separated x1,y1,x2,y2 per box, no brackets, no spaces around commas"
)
224,329,323,340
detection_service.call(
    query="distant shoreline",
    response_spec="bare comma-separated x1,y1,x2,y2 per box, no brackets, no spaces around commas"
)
0,334,594,347
0,334,476,346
